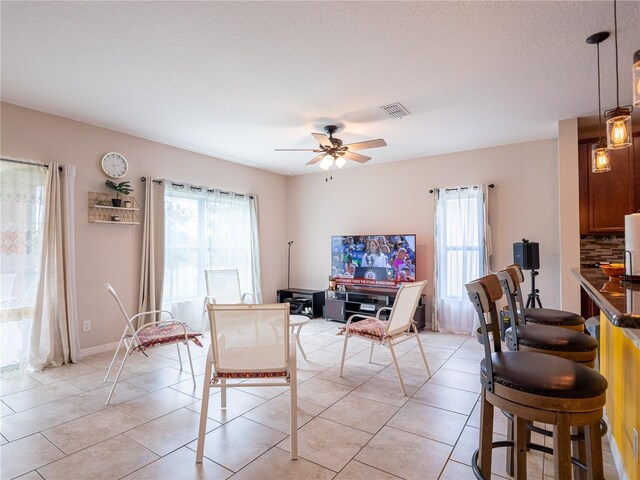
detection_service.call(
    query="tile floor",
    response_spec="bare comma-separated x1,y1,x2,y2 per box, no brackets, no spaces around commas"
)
0,319,620,479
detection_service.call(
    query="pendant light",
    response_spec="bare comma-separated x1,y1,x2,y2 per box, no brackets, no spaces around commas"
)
604,0,633,149
587,31,611,173
634,49,640,107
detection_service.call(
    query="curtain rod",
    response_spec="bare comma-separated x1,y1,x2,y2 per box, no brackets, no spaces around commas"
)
142,176,254,199
140,177,163,185
429,183,494,194
1,157,63,171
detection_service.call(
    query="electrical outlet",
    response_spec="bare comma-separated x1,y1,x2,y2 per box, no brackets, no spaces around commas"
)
82,320,91,332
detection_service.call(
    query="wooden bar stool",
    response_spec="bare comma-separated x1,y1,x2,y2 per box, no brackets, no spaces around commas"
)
465,274,607,480
496,269,598,367
504,264,586,332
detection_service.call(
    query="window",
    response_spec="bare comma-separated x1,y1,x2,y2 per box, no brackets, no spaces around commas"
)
0,159,47,369
434,185,489,334
163,184,260,313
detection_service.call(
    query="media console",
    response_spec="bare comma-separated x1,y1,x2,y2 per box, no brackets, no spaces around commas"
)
277,288,325,318
323,287,426,330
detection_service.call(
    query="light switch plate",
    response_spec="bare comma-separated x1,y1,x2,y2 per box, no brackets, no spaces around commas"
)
634,428,638,463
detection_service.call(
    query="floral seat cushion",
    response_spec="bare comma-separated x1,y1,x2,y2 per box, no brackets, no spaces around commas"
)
211,370,289,384
134,322,203,350
338,317,388,341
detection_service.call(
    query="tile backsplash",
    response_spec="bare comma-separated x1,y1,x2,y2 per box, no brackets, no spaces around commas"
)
580,235,625,264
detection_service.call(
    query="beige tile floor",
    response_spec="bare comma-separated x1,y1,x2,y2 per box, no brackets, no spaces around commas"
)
0,320,620,479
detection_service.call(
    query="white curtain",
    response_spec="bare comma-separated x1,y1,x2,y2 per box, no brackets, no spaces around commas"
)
138,178,165,326
29,163,80,370
0,159,47,370
163,182,261,326
433,185,490,334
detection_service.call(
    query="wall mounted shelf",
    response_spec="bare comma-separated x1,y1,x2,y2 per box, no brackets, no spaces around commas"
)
88,191,139,224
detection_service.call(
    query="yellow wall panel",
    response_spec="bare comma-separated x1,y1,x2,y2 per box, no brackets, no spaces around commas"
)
600,312,640,480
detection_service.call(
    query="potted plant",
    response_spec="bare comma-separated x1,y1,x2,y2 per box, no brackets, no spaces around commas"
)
105,180,133,207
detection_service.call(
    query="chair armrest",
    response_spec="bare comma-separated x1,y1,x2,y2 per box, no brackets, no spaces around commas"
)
204,296,216,305
375,307,392,320
129,309,175,323
241,292,255,304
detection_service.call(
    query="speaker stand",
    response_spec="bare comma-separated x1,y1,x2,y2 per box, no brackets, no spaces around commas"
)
525,269,542,308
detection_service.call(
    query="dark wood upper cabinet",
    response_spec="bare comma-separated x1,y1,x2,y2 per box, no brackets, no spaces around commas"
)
579,134,638,235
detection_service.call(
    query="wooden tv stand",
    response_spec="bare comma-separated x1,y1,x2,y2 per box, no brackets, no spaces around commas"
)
323,287,426,330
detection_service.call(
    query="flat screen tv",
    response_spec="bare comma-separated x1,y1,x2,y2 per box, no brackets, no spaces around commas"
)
331,234,417,288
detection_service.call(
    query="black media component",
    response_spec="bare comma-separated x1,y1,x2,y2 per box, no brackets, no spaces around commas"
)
513,239,540,271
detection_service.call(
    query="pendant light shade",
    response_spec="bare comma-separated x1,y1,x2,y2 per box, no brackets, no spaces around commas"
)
335,156,347,169
633,49,640,107
605,107,632,148
586,31,611,173
605,0,633,149
592,139,612,173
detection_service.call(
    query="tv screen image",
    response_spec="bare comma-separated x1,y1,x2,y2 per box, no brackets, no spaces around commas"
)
331,234,417,287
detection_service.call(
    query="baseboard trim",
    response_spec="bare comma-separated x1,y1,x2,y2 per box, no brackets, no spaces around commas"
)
80,341,119,357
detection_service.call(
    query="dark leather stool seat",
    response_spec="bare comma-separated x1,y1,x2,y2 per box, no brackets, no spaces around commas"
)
482,351,607,400
524,307,585,331
505,324,598,367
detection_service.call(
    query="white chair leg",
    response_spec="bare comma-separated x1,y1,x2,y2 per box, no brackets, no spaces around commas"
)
106,344,132,405
339,334,350,377
104,331,126,383
414,328,431,378
290,333,298,460
388,342,408,396
220,378,227,409
176,342,183,371
196,346,213,464
369,342,374,363
184,339,196,388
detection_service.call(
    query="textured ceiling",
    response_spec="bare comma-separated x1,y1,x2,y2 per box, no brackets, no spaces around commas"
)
2,1,639,175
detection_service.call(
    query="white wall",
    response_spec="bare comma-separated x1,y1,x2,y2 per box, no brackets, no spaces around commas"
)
1,102,289,350
557,118,581,312
287,139,562,318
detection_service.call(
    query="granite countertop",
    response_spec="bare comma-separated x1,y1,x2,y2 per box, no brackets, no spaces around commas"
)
573,267,640,333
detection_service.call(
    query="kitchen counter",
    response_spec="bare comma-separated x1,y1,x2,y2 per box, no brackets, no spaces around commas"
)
574,268,640,480
572,267,640,330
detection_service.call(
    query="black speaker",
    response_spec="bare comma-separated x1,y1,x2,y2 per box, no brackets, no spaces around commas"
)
513,241,540,270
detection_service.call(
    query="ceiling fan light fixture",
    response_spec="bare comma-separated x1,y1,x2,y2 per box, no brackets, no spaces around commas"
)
335,156,347,169
591,139,611,173
319,154,334,170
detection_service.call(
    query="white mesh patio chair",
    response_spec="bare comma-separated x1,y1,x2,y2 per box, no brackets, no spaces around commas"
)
196,303,298,462
104,283,202,405
338,280,430,396
204,268,254,305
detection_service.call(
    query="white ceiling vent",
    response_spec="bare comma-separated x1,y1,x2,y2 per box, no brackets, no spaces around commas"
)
380,102,410,119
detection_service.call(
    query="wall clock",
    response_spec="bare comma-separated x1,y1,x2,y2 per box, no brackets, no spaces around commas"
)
101,152,128,178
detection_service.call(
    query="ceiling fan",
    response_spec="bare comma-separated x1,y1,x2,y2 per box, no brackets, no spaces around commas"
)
275,125,387,170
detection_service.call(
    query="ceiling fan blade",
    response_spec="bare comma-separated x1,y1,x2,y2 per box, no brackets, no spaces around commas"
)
306,153,326,165
342,151,371,163
274,148,322,152
311,133,333,148
343,139,387,151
